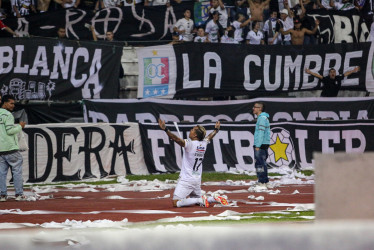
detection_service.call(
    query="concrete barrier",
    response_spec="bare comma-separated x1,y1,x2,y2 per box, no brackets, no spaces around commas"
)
314,152,374,220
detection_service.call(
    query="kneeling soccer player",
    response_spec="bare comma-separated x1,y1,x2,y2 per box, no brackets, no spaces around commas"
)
158,119,229,208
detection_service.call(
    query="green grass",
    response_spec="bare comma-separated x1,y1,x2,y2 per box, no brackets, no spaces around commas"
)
130,211,315,228
299,170,314,176
24,170,313,188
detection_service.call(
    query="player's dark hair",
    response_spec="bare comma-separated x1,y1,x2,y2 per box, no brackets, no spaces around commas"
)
329,68,336,73
195,125,206,141
252,21,258,29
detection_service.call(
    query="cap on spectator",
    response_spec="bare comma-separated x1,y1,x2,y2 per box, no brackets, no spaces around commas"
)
294,17,301,24
212,11,221,16
280,9,288,15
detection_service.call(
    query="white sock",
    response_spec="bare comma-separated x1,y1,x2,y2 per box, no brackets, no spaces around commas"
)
176,198,202,207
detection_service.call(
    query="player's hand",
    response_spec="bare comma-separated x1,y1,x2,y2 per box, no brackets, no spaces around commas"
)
354,66,360,72
158,119,166,130
215,121,220,130
305,68,311,74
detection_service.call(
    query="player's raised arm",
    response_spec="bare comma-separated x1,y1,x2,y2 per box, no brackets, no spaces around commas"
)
158,119,185,147
206,121,220,142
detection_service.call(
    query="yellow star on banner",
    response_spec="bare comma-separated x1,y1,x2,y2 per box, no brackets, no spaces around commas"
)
152,50,158,56
269,136,289,162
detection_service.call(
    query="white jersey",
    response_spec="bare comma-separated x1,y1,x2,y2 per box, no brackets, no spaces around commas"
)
13,0,34,16
221,35,238,44
280,16,293,42
103,0,121,7
179,138,209,183
194,36,208,42
122,0,143,6
149,0,168,5
246,30,264,44
320,0,333,9
174,18,194,42
232,20,244,42
63,0,77,8
205,20,220,43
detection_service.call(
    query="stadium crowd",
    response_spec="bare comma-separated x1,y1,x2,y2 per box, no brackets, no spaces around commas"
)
0,0,373,44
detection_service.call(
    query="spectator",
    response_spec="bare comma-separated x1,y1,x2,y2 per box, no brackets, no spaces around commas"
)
56,0,80,8
93,0,104,12
12,0,36,17
263,10,281,44
280,17,319,45
144,0,181,7
205,11,222,43
232,13,252,43
298,0,318,45
91,27,117,42
221,25,238,43
0,95,27,202
169,31,182,44
194,27,209,42
173,9,194,42
305,67,360,97
222,0,236,23
209,0,228,29
277,7,294,45
330,0,355,10
246,20,264,44
248,0,271,23
316,0,332,9
121,0,143,6
37,0,51,12
94,0,121,12
235,0,250,18
56,26,67,39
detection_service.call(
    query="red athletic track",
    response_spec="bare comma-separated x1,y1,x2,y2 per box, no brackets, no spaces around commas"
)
0,182,313,224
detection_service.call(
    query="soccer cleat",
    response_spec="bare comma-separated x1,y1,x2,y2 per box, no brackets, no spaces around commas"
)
0,195,6,202
213,193,229,206
15,194,27,201
201,195,210,208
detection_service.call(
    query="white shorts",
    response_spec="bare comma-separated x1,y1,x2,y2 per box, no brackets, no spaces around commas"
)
173,179,201,200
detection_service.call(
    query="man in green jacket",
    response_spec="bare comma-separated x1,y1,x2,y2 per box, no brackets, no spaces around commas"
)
0,95,26,202
253,102,271,188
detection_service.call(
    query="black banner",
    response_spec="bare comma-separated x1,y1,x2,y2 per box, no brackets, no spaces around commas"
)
14,102,83,124
172,42,373,98
139,120,374,173
2,3,192,41
0,37,122,100
307,9,369,44
1,6,368,43
83,98,374,123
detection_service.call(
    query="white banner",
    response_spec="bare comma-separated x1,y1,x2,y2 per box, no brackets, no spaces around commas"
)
11,123,149,184
137,45,177,98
